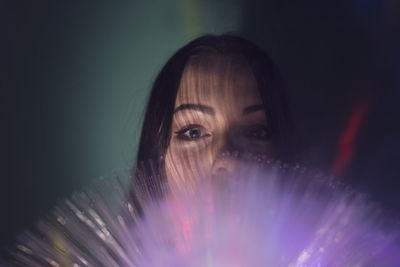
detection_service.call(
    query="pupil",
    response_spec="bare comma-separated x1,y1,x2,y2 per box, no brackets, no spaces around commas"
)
248,128,268,139
190,129,200,138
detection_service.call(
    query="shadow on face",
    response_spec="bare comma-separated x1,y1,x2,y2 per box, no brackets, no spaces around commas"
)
165,53,275,192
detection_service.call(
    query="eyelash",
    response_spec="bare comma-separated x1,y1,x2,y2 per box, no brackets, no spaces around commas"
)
174,124,211,141
244,125,271,141
174,124,271,142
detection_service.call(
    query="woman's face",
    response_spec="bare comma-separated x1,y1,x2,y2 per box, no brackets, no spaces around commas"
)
165,55,275,191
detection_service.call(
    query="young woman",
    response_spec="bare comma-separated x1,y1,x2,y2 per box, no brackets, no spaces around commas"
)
135,34,293,193
10,34,399,267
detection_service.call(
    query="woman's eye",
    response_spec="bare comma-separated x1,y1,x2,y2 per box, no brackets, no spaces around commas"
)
245,126,271,141
175,125,210,141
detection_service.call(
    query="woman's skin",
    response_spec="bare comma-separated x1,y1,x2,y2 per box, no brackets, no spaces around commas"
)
165,54,275,192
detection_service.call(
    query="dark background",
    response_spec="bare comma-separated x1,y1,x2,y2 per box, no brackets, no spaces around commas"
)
2,0,399,253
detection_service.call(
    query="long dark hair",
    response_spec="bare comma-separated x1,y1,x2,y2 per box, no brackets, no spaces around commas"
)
135,34,293,182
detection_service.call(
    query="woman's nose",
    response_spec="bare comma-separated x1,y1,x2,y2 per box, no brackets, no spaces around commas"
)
211,129,242,179
211,153,237,186
212,150,236,171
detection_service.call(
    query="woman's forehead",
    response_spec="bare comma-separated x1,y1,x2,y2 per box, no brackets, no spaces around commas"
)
175,55,262,109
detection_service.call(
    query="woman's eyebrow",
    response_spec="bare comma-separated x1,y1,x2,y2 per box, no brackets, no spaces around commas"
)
174,103,215,115
243,104,264,115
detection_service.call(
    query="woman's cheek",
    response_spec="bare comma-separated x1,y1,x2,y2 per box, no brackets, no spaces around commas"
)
165,139,214,192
